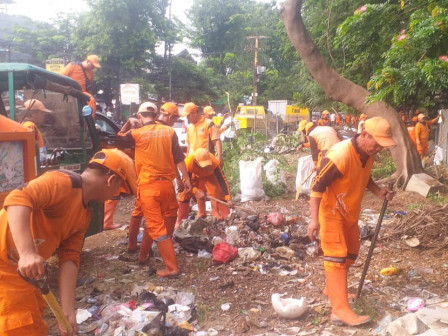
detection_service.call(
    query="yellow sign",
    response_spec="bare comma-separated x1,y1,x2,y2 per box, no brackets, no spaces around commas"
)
45,58,65,74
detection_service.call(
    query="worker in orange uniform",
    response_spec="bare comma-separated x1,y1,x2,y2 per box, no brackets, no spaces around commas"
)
118,102,191,277
357,113,368,134
0,148,136,336
335,113,341,126
175,148,232,228
415,112,442,159
297,121,315,151
407,117,418,148
308,125,341,170
183,102,222,162
203,105,216,121
129,102,185,265
21,99,52,162
62,55,101,118
307,117,395,326
318,110,331,126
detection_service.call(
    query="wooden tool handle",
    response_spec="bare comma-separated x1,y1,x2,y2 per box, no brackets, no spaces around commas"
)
43,291,73,333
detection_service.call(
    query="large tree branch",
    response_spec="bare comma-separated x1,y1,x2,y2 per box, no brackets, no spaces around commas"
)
281,0,423,186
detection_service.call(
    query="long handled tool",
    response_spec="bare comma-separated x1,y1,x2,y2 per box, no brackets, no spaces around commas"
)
295,170,315,200
206,194,258,216
356,183,393,300
19,266,73,333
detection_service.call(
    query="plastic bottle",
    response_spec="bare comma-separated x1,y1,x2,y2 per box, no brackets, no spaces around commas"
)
39,146,47,164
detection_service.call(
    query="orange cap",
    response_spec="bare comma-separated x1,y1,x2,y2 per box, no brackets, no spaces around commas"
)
203,106,215,115
322,110,330,115
360,113,368,120
364,117,395,147
417,113,426,121
305,122,315,135
161,102,179,116
24,99,51,112
87,55,101,68
89,148,137,195
138,102,158,114
298,119,308,132
194,148,213,167
182,102,198,116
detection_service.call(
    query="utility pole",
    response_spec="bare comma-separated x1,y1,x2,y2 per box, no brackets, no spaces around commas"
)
168,0,173,101
247,35,267,105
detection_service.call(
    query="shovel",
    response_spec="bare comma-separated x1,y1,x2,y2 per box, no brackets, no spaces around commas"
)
206,194,258,216
356,182,393,299
18,265,73,333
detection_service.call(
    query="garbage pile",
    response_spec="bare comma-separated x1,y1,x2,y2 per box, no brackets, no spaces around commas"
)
173,209,320,276
76,282,197,335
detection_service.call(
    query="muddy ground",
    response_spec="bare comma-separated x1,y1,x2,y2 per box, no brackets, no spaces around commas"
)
44,176,448,335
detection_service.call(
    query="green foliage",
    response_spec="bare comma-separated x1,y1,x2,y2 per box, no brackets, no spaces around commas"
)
336,1,448,111
371,151,396,179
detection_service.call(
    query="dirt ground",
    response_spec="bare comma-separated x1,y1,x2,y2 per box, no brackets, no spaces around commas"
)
44,181,448,335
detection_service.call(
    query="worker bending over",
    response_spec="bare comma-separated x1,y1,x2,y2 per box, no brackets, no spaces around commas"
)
307,117,395,326
0,149,136,336
308,125,341,170
176,148,232,229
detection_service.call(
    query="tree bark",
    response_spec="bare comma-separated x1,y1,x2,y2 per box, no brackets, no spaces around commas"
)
281,0,423,186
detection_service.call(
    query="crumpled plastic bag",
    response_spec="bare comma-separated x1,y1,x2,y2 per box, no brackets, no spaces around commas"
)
267,212,284,226
212,242,238,263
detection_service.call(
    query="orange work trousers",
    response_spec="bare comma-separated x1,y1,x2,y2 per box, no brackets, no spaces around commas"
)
0,268,47,336
319,213,360,272
138,180,178,240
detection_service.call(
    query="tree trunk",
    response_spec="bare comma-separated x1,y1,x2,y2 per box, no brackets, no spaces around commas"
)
281,0,423,187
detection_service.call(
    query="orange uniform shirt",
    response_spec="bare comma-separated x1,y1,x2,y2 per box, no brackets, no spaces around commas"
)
186,117,220,155
311,136,374,224
62,62,94,92
21,121,44,148
308,126,340,167
119,121,184,185
0,170,91,270
407,126,417,146
185,153,231,201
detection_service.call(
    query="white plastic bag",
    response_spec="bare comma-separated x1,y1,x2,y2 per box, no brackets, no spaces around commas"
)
295,155,315,195
263,159,286,184
239,157,265,202
434,145,444,165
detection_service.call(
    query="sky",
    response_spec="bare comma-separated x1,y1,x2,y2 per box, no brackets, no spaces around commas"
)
6,0,192,24
5,0,195,55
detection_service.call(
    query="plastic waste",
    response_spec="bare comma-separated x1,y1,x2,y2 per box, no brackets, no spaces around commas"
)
271,293,307,319
198,249,212,258
380,266,400,276
225,226,239,245
76,309,92,324
221,303,231,311
407,298,425,312
267,213,284,226
305,241,319,256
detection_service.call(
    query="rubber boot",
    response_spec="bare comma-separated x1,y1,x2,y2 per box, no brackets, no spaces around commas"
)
211,200,220,218
103,200,120,230
217,203,230,219
164,216,177,237
138,229,153,264
156,238,180,278
175,202,190,230
127,216,142,252
326,269,371,326
323,259,356,298
197,197,206,218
